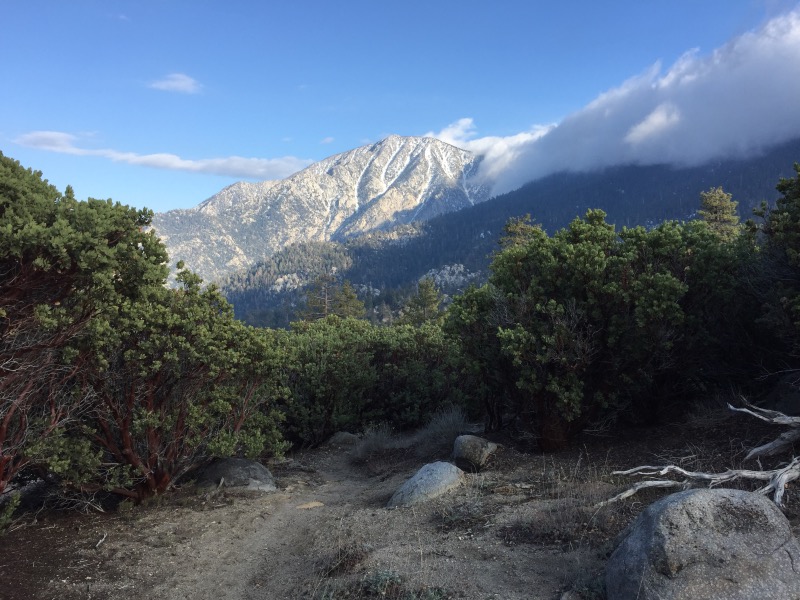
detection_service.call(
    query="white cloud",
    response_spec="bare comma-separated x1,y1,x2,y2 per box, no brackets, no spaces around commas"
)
320,137,335,144
20,9,800,196
425,118,553,183
624,103,681,145
15,130,80,153
15,131,312,179
436,8,800,195
148,73,203,94
429,118,478,145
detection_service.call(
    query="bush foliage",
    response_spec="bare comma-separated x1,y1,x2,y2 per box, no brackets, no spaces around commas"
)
2,151,799,506
448,204,759,448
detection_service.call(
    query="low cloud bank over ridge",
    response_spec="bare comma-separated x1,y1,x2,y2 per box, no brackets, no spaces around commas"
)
14,9,800,196
439,9,800,195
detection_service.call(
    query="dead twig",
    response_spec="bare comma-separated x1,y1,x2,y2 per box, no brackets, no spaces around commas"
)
95,532,107,550
593,480,684,509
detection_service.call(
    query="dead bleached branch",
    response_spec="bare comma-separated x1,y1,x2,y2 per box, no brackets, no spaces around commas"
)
727,399,800,460
598,398,800,508
593,480,685,509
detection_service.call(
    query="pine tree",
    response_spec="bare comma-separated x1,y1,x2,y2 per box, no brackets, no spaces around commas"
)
332,280,366,319
398,277,443,326
300,273,337,320
299,275,365,320
698,187,740,242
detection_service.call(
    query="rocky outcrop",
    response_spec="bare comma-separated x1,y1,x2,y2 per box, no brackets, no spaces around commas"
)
421,264,480,295
387,462,464,508
605,488,800,600
152,135,489,284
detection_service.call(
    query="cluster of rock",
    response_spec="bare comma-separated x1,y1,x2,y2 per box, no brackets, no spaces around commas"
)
387,434,498,508
421,264,481,295
195,457,277,492
382,435,800,599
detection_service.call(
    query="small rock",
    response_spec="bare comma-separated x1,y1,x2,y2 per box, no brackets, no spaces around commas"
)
387,462,464,508
452,435,498,471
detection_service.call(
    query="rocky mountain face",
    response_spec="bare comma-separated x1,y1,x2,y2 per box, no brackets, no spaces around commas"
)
151,135,489,283
222,137,800,328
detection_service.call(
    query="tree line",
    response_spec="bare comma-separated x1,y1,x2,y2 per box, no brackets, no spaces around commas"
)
3,150,800,514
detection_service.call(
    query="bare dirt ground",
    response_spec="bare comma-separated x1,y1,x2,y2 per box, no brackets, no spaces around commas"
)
2,412,799,600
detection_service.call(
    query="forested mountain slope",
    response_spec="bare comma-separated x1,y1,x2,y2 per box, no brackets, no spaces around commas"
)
222,138,800,326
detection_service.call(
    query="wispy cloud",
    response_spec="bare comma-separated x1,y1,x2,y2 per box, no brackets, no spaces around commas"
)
15,131,312,179
426,118,552,183
148,73,203,94
320,136,335,144
431,8,800,195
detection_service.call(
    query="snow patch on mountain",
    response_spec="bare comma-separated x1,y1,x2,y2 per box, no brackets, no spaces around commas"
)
152,136,490,284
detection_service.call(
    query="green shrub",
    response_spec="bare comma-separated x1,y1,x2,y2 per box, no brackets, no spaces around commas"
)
450,209,754,449
282,317,469,447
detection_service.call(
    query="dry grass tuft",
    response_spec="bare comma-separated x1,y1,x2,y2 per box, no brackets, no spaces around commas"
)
350,423,402,464
435,498,492,533
410,405,469,459
314,568,454,600
349,405,471,471
499,452,629,548
318,539,371,578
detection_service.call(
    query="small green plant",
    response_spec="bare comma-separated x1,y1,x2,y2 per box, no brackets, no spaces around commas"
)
0,493,21,533
362,569,403,596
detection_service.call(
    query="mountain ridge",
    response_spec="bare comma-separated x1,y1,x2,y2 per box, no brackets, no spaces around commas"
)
151,135,489,283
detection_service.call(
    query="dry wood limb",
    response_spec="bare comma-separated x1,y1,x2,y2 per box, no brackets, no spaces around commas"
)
601,456,800,508
745,429,800,461
727,399,800,460
593,480,684,509
95,532,107,549
598,399,800,508
620,458,799,503
727,400,800,427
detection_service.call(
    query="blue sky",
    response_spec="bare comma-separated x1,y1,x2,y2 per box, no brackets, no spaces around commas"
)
2,1,800,212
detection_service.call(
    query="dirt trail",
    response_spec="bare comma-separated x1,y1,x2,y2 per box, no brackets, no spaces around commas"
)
2,438,630,600
3,417,798,600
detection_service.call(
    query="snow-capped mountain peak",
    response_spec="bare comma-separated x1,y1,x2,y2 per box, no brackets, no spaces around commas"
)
151,135,490,283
